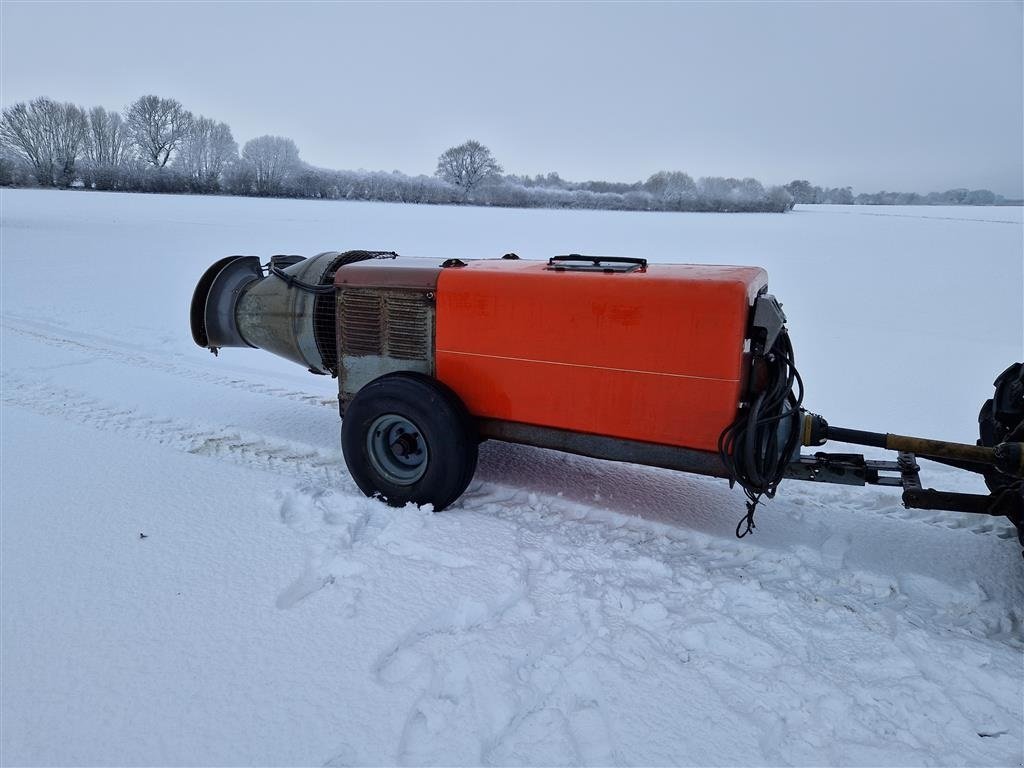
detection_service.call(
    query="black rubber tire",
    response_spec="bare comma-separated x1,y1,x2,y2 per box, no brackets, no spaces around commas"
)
978,362,1024,493
977,363,1024,553
341,372,478,511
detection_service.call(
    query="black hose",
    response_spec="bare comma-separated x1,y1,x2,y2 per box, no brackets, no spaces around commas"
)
266,250,399,293
825,426,887,448
718,330,804,537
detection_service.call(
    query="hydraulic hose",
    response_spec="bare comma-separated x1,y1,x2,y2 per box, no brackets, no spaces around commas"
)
718,330,804,537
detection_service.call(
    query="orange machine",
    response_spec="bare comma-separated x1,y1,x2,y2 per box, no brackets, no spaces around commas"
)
435,259,765,452
191,250,1023,548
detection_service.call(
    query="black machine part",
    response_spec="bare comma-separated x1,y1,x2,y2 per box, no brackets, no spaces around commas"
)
190,255,263,349
788,362,1024,551
979,362,1024,488
719,308,1022,548
546,254,648,274
718,294,802,537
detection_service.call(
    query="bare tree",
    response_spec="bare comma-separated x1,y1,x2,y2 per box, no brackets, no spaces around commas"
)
222,158,255,195
1,101,52,182
0,97,88,185
49,101,89,185
86,106,130,166
177,117,238,191
126,95,192,167
241,135,300,195
435,140,502,196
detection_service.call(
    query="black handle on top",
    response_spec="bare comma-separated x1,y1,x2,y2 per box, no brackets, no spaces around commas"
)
546,254,648,273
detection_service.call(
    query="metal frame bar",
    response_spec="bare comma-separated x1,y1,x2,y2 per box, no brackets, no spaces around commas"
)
477,419,730,479
786,449,1017,516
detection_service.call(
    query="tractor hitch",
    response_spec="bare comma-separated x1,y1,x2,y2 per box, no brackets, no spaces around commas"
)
789,394,1024,546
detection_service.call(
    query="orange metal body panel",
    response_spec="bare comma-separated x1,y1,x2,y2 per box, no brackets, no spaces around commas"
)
435,260,767,452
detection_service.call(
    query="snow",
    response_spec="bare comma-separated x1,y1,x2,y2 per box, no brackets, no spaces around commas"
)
1,189,1022,766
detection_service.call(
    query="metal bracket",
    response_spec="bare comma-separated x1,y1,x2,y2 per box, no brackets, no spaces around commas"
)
751,294,786,355
785,451,912,487
787,449,1021,518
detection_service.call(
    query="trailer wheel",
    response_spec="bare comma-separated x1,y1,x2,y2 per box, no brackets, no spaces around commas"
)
341,372,478,511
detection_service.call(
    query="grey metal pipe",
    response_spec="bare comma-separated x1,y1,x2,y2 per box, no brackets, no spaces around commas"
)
191,251,345,374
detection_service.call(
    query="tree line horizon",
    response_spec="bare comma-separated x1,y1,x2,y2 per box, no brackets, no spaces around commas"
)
0,95,1014,212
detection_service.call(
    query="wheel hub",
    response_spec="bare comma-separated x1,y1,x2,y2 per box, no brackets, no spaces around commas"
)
367,414,428,485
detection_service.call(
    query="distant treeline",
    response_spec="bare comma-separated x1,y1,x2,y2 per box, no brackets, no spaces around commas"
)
782,179,1015,207
0,94,790,213
0,95,1014,213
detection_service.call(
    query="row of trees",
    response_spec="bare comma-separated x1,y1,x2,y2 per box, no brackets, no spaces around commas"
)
431,145,792,211
783,179,1010,206
0,95,307,197
0,94,794,212
2,93,1008,212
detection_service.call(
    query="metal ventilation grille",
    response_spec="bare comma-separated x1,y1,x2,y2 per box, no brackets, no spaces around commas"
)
338,289,430,360
311,255,349,373
313,294,339,372
340,291,384,355
386,295,430,360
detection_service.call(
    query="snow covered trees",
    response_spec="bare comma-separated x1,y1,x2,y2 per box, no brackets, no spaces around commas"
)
785,180,854,205
241,135,300,196
178,118,238,192
86,107,130,167
4,91,1007,212
784,179,815,204
0,98,89,186
637,172,791,212
644,171,697,206
125,95,192,168
435,140,503,196
81,107,133,191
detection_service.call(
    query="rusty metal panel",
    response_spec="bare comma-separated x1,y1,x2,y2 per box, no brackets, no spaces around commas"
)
386,294,432,360
334,257,443,292
337,286,436,403
340,291,384,356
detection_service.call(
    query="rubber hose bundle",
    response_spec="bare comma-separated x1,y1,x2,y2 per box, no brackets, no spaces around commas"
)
718,330,804,537
267,250,399,294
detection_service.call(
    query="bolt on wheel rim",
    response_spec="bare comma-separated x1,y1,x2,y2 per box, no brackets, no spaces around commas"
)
366,414,428,485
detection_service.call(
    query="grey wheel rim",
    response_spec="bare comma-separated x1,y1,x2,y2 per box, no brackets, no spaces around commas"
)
366,414,429,485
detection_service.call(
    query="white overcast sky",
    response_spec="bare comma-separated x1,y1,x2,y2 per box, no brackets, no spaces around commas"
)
2,1,1022,195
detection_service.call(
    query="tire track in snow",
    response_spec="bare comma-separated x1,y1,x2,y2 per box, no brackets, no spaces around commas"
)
1,314,338,410
1,373,343,484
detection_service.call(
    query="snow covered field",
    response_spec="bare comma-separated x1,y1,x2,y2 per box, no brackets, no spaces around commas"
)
1,189,1022,766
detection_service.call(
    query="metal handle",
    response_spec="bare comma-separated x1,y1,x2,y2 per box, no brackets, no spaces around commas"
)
546,254,648,273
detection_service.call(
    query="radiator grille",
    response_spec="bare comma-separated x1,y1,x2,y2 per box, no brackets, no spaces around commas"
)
340,292,384,355
338,289,430,360
386,295,430,360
